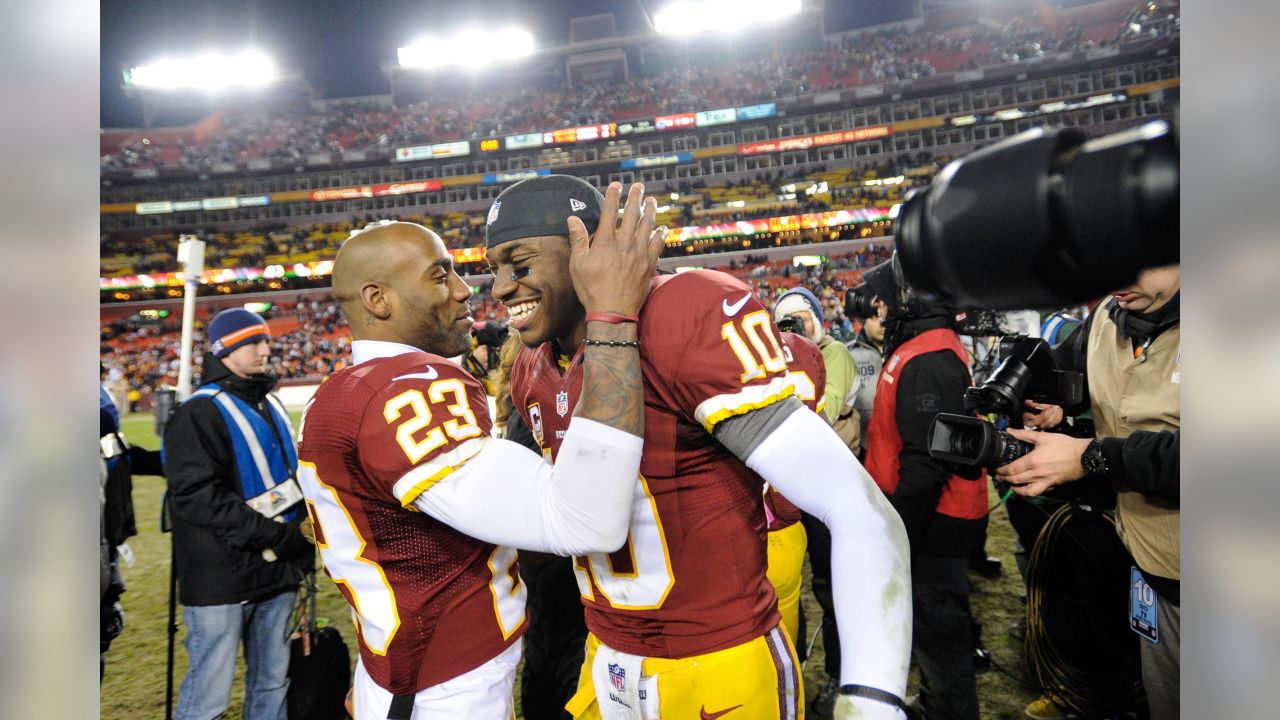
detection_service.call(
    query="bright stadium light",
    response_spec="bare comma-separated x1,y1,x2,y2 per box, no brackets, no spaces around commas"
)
125,50,278,91
654,0,801,35
398,28,535,71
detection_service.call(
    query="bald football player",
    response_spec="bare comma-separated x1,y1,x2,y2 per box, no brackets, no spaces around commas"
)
297,182,663,720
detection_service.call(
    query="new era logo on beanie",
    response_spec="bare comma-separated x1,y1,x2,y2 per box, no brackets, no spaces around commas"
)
485,175,604,248
208,308,271,358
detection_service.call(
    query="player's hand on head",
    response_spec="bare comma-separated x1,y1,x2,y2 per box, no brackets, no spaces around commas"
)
568,181,666,316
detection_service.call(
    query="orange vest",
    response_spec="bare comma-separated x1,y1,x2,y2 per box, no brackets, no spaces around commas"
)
865,328,988,520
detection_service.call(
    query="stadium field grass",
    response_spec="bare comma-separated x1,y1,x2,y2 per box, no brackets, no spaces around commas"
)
102,412,1037,719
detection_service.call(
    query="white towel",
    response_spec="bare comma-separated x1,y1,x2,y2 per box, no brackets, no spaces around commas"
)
591,644,646,720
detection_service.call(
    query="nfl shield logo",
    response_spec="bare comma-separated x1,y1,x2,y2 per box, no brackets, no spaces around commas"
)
608,663,626,691
556,390,570,417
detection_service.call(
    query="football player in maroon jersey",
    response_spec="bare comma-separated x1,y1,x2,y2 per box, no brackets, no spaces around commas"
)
487,174,913,720
297,182,664,719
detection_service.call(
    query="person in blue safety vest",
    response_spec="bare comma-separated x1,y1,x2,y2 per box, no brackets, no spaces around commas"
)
162,308,314,720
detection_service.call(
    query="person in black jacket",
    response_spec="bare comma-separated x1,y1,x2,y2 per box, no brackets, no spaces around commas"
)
860,258,988,720
99,379,163,679
163,309,313,720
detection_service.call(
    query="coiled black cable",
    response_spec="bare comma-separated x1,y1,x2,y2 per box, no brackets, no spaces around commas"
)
1024,502,1148,717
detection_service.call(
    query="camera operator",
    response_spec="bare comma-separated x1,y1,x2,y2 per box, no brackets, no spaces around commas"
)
859,258,989,720
774,287,860,440
997,265,1180,720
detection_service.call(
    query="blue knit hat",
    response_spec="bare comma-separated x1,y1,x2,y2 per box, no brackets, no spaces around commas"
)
774,286,825,326
208,308,270,358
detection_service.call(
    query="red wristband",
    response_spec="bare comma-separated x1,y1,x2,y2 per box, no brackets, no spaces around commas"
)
585,311,639,325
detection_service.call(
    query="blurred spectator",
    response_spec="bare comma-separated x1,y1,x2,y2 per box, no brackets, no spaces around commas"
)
844,304,886,459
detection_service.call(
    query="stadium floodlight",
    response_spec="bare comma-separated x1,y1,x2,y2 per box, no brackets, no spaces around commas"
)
654,0,801,35
125,50,278,91
398,28,534,71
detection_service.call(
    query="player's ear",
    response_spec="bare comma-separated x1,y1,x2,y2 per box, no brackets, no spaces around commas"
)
362,282,392,321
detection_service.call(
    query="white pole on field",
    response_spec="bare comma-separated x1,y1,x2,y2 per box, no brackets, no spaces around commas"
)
175,235,206,401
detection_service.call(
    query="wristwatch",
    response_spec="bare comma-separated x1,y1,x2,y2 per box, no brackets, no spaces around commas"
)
1081,438,1109,476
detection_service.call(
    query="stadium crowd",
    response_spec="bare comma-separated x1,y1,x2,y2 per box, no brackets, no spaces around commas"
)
101,158,925,281
100,3,1178,172
729,244,896,343
102,210,487,278
102,295,355,394
99,245,893,397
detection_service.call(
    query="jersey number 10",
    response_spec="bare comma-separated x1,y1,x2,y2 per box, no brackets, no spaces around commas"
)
722,310,788,384
572,476,675,610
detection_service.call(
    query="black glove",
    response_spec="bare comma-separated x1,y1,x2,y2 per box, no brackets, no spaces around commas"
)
101,602,125,650
270,521,314,562
127,445,165,476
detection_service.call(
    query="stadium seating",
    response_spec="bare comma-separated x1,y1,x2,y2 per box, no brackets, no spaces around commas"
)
98,0,1180,333
100,4,1177,172
100,158,928,281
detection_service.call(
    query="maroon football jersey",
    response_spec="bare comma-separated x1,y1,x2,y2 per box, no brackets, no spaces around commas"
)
298,351,526,694
510,270,795,659
765,331,827,531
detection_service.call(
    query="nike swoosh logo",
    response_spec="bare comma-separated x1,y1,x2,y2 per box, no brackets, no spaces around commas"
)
700,705,743,720
722,294,751,317
392,366,439,382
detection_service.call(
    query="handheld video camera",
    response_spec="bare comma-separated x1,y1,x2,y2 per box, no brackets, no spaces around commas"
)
843,255,901,321
894,121,1178,310
845,283,879,320
842,122,1175,470
775,314,806,336
928,337,1083,471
